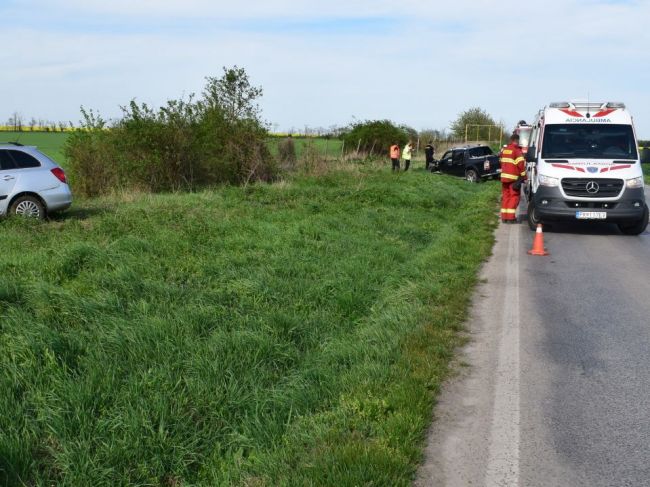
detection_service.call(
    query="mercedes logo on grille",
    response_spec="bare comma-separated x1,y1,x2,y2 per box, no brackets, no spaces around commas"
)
586,181,600,194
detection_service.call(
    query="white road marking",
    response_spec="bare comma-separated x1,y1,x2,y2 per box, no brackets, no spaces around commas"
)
484,226,521,487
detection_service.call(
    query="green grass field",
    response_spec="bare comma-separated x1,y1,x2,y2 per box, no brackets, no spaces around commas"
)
0,131,68,165
264,136,345,160
0,166,499,485
0,132,348,168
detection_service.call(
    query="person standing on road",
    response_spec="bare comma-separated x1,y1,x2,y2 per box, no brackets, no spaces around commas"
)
424,140,436,171
390,143,401,172
403,140,414,171
500,133,526,223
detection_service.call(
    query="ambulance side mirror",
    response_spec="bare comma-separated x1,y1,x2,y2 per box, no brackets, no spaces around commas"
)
526,146,537,162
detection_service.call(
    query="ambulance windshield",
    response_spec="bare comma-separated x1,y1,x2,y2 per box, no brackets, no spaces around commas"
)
542,124,638,160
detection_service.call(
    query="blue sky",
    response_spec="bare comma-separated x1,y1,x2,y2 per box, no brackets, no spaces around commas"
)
2,0,649,136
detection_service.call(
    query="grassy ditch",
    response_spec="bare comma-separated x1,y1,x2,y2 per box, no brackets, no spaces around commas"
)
0,168,498,485
643,163,650,184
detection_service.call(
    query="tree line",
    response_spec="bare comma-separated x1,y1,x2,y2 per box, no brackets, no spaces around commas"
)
338,107,505,158
3,113,73,132
9,66,506,195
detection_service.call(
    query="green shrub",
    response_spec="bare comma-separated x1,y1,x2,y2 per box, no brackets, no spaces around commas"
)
297,139,328,175
65,109,120,196
341,120,411,158
277,136,297,168
65,67,276,196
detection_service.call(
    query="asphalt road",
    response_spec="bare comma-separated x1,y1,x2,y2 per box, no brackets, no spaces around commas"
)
416,189,650,486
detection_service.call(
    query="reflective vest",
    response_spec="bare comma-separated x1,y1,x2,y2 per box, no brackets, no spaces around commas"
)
390,145,400,159
500,143,526,183
403,144,413,160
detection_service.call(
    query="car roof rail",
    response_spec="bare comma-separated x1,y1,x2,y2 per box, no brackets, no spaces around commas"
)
0,141,24,146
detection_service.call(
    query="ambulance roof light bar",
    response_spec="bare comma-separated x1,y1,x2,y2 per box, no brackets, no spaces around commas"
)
549,101,625,109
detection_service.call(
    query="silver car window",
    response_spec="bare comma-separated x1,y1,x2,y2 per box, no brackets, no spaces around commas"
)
0,150,16,170
8,150,41,168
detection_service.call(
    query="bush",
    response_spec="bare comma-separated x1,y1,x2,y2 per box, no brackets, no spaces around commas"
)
341,120,411,158
65,67,276,196
297,139,328,175
65,109,121,196
278,136,297,169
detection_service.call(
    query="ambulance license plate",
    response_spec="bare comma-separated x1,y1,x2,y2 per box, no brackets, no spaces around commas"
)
576,211,606,219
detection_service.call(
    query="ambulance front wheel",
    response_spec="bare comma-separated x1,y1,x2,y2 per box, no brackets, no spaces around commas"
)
618,204,649,235
527,200,542,231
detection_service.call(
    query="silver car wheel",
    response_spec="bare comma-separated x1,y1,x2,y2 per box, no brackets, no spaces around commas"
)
15,200,42,217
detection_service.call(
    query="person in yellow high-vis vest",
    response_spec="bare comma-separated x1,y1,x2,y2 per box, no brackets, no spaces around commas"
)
402,141,413,171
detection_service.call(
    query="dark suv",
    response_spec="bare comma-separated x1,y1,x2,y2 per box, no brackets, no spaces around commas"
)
434,145,501,182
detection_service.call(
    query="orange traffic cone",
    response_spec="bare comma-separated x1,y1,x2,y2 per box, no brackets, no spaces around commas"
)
527,224,549,256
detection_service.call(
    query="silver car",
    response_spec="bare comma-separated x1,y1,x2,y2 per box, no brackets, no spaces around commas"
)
0,143,72,218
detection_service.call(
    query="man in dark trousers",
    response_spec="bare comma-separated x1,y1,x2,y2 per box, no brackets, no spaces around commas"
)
390,143,401,172
424,140,436,171
500,133,526,223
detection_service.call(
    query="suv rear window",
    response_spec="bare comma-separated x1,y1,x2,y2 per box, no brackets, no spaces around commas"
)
468,146,493,157
9,150,41,168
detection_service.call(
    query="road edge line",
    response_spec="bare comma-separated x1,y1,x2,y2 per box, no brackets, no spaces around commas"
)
484,226,521,486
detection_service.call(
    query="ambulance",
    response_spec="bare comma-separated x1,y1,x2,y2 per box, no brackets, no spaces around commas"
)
525,101,648,234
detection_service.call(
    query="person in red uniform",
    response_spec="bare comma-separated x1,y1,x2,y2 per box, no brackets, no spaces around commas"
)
500,133,526,223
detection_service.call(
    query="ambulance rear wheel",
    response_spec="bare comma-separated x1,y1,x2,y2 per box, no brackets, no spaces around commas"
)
527,200,542,231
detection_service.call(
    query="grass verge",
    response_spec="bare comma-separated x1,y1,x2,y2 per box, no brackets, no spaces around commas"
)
0,168,498,485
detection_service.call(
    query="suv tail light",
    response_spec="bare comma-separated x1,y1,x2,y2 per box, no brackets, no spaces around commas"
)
51,167,67,184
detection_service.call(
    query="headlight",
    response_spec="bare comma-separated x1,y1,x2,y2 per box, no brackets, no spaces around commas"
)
626,177,644,189
538,174,559,187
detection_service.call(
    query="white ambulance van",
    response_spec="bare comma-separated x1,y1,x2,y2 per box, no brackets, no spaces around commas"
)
525,101,648,234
